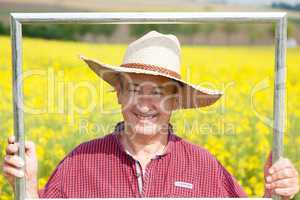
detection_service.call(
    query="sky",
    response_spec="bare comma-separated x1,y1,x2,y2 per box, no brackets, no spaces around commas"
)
205,0,300,5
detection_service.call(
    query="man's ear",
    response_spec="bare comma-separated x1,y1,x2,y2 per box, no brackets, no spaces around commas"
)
170,95,179,111
114,82,122,105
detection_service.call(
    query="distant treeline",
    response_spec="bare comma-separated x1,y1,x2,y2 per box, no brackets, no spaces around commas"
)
0,22,215,39
272,2,300,11
0,21,297,42
0,22,117,40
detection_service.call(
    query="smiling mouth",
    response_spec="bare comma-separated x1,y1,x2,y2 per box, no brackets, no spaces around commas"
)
134,112,158,121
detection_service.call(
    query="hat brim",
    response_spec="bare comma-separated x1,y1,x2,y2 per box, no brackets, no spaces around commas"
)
79,55,223,110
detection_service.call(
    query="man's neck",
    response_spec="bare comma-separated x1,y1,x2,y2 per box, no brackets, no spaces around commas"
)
119,125,169,160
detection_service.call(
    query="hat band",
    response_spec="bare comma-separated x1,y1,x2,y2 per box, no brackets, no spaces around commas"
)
120,63,181,79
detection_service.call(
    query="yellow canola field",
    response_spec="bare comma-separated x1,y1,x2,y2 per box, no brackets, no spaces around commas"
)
0,36,299,199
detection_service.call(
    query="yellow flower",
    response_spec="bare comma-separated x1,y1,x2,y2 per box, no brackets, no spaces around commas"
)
0,36,299,198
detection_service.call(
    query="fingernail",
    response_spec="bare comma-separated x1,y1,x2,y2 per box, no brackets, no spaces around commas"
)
269,168,274,174
266,184,270,189
266,176,272,182
19,160,24,167
17,171,24,177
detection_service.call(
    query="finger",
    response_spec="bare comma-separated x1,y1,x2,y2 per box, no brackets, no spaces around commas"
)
4,155,24,168
6,143,19,155
269,157,294,174
269,178,298,189
6,141,36,154
267,167,299,182
8,135,15,144
3,170,15,183
3,168,15,186
25,141,35,153
274,187,299,197
2,165,24,178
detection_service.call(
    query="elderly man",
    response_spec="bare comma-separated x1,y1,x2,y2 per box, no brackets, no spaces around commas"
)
3,31,299,198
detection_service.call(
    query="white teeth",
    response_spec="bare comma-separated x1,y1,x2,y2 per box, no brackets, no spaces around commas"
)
136,114,156,120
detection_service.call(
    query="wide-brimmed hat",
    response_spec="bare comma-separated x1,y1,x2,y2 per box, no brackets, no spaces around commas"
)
79,30,223,110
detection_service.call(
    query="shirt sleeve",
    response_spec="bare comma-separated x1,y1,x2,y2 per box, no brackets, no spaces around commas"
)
217,151,273,198
37,141,91,198
37,146,79,198
217,160,248,197
38,158,66,198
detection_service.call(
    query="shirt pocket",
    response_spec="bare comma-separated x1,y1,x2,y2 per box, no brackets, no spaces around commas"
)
167,181,195,197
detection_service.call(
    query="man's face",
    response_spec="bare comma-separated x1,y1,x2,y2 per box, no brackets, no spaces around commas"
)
116,73,180,136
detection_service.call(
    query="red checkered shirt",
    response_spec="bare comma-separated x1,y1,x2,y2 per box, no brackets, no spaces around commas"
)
38,121,271,198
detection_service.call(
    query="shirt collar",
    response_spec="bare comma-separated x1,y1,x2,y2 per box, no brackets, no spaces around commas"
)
113,121,177,157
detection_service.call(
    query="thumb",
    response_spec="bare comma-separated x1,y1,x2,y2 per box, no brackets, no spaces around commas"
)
25,141,36,156
264,151,272,176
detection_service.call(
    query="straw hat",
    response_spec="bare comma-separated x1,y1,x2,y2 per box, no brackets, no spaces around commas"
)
79,30,223,110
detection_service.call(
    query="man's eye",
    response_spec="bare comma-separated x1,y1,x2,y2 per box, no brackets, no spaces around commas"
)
128,89,140,93
153,90,163,95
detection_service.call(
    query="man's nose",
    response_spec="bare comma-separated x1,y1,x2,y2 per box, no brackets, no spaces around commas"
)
137,104,151,113
136,96,154,111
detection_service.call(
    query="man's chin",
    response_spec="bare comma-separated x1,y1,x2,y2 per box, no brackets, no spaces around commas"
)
134,123,159,136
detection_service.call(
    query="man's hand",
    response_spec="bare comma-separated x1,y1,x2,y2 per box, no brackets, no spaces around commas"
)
2,135,39,198
265,157,299,199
